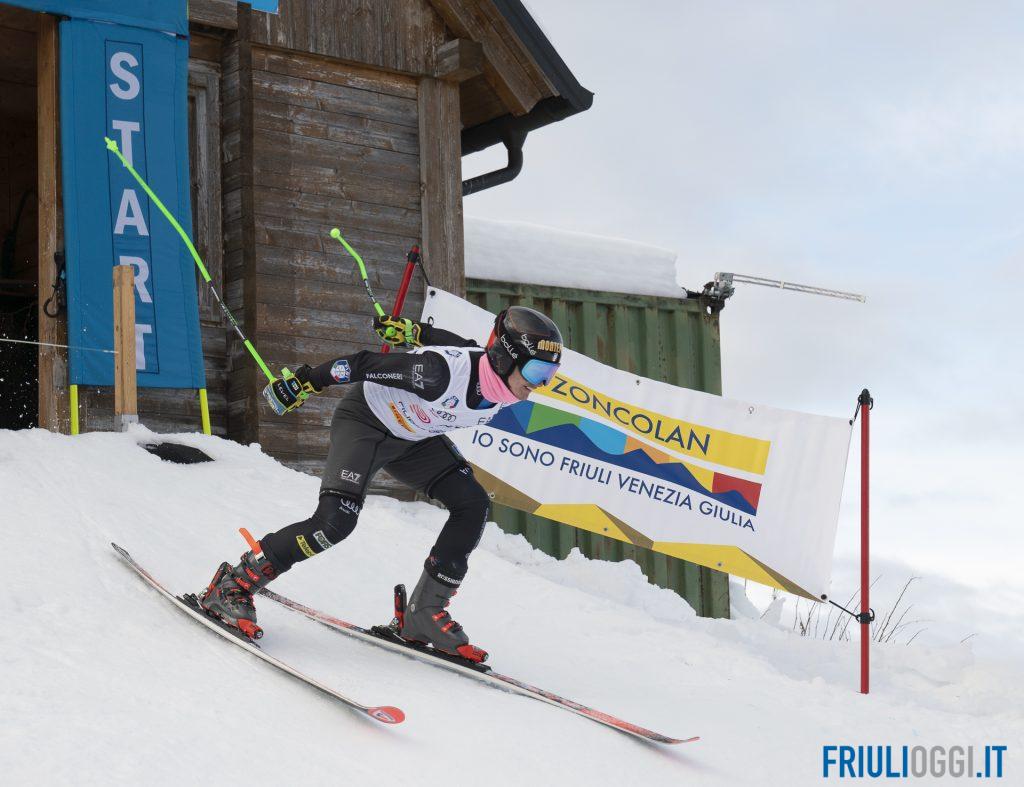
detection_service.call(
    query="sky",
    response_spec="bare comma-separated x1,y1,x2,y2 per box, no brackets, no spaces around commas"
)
461,1,1024,598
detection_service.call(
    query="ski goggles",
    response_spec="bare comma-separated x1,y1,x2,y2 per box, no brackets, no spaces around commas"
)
520,359,561,387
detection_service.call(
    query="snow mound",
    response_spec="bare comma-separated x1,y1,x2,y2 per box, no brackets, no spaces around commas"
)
465,216,683,298
1,427,1021,786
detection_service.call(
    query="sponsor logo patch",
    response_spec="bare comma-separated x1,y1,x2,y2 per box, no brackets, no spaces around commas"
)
441,395,459,409
330,360,351,382
339,468,363,484
388,402,415,432
500,334,518,359
410,404,431,424
337,497,361,515
521,334,536,355
412,363,425,389
313,530,333,550
296,535,316,558
537,339,562,354
366,371,404,381
443,349,462,358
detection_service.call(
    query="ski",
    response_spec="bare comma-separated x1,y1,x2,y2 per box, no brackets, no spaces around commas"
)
259,587,697,745
110,544,404,726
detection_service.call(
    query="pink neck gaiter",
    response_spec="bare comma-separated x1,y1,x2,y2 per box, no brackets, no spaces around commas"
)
478,354,519,404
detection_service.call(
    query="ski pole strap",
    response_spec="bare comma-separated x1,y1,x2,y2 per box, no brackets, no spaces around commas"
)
329,228,386,318
104,137,276,382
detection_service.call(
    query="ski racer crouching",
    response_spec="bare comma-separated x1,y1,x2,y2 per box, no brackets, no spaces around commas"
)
199,307,563,663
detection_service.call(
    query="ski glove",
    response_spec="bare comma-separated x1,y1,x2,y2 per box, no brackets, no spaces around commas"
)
373,315,422,348
263,364,321,415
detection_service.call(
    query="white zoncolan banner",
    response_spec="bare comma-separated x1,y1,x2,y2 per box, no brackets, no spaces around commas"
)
421,289,852,599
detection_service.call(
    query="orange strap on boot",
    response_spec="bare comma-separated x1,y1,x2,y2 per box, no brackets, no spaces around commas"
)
239,527,263,557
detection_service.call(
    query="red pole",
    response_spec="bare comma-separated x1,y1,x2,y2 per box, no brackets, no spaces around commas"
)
381,246,420,353
859,388,872,694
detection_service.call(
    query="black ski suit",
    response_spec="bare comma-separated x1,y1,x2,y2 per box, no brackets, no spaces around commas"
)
259,326,496,586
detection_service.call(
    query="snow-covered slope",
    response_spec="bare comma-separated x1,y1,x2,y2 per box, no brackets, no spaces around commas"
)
1,428,1021,786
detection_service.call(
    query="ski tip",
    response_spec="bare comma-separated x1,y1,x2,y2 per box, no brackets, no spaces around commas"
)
367,706,405,725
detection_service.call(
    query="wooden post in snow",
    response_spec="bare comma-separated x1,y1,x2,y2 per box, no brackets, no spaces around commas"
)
113,265,138,431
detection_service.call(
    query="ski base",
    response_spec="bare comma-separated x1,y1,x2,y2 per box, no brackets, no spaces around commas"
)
260,588,696,745
111,543,404,726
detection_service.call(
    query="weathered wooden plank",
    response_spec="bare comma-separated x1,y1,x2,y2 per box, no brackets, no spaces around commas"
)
253,166,421,212
200,322,228,355
418,77,464,296
252,69,419,128
222,159,243,198
36,14,69,434
255,185,421,237
255,302,378,342
223,13,260,446
458,72,507,130
253,98,419,156
247,0,445,77
434,38,483,83
251,271,414,317
475,0,557,96
254,212,419,251
428,0,541,116
188,0,238,30
252,48,418,100
253,129,420,184
251,260,411,302
243,332,379,364
257,421,333,454
189,61,225,325
222,127,240,164
256,242,424,290
189,33,222,63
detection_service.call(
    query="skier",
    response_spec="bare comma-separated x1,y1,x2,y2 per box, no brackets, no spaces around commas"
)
199,306,563,662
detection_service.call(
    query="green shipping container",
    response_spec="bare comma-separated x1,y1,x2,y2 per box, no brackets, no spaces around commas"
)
466,278,731,619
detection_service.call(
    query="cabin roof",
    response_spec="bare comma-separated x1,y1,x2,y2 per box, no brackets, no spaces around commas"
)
433,0,594,154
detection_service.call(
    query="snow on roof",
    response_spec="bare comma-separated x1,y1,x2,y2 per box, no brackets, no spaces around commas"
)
464,216,684,298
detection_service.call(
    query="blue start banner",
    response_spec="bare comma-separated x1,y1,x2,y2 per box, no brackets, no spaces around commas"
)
60,18,205,389
3,1,186,34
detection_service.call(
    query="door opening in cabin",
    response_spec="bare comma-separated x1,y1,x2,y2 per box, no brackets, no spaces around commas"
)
0,4,40,429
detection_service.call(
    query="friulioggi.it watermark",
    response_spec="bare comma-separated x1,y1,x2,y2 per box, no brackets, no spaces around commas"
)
823,745,1007,779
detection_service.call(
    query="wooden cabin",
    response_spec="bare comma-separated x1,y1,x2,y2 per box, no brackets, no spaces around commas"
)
0,0,592,484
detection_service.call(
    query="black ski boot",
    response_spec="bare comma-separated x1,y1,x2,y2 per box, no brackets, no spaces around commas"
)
395,561,487,663
199,549,278,640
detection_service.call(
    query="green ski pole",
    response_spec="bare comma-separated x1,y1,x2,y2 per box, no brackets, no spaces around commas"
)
104,136,275,382
329,228,410,343
329,228,387,318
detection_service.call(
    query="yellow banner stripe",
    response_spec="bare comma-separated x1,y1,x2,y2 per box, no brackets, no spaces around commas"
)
536,374,771,475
